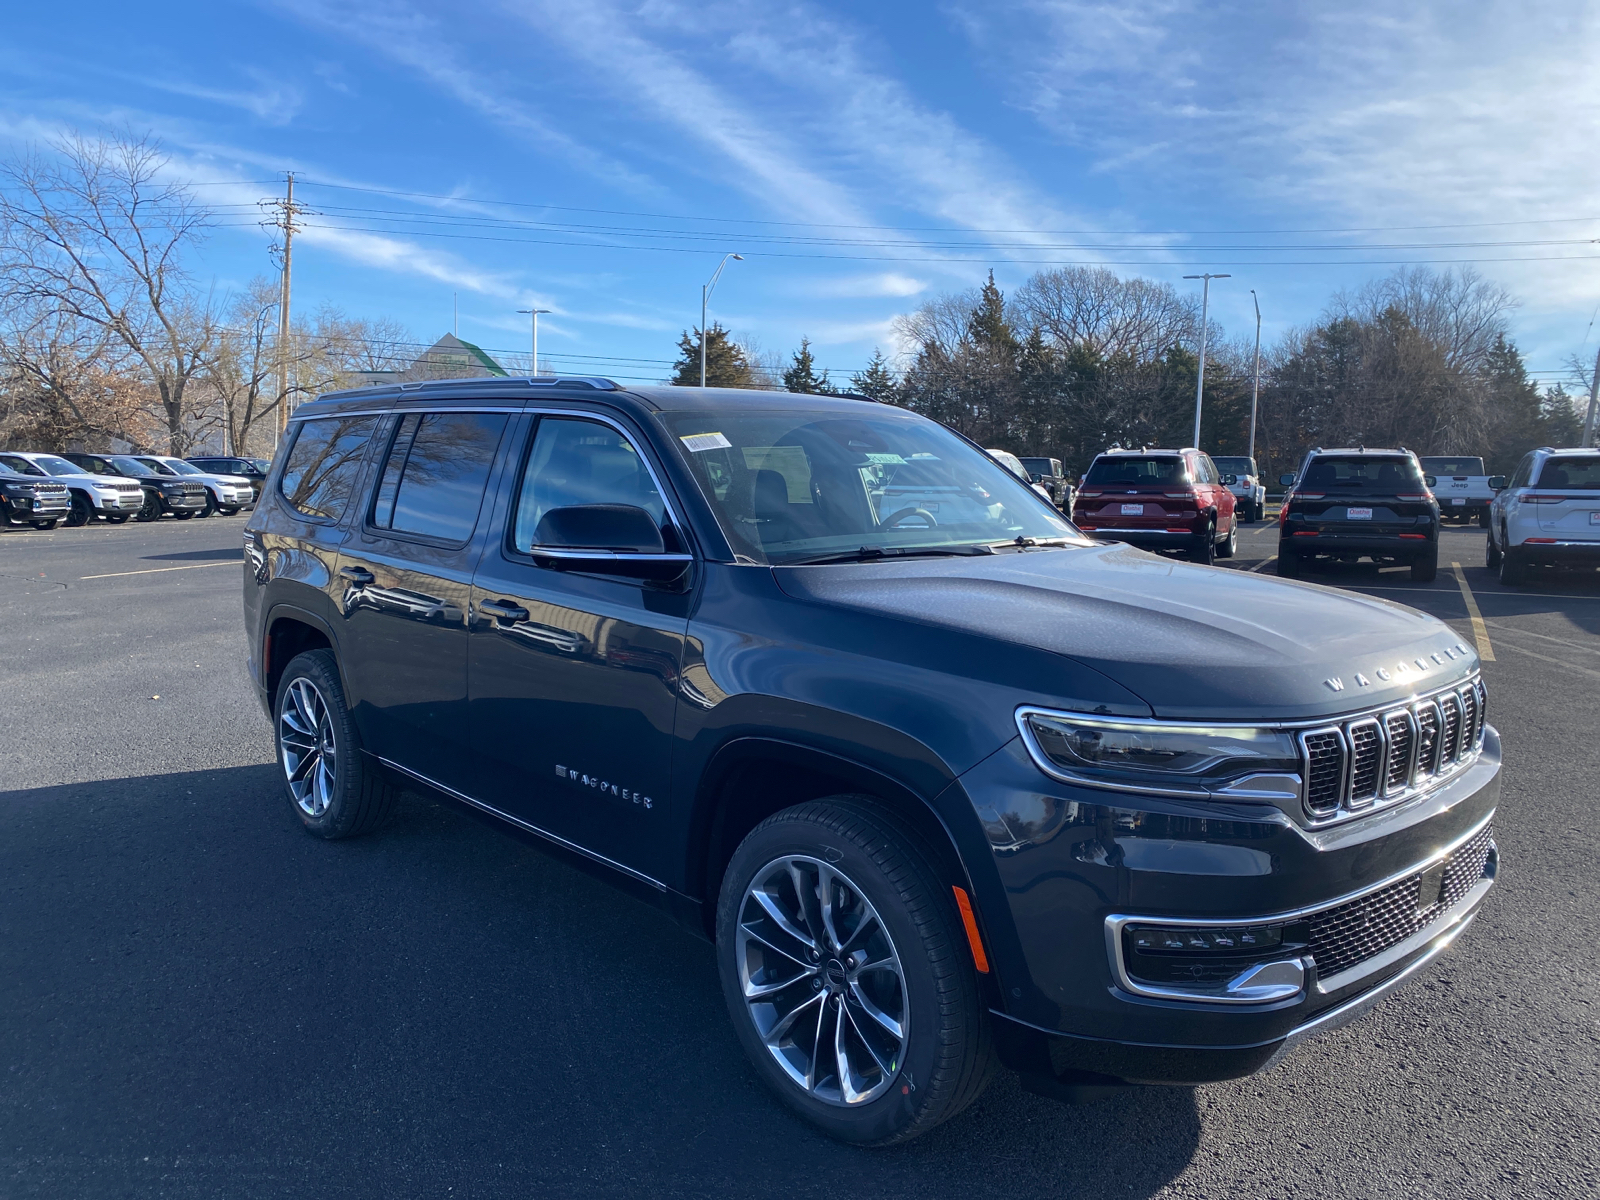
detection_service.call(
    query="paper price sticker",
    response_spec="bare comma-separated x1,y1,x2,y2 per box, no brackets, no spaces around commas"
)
680,432,733,453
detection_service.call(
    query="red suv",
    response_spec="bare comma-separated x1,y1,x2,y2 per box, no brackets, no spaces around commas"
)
1071,447,1239,563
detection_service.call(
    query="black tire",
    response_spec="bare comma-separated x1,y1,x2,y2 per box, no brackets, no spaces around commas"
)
1188,519,1216,564
106,514,130,524
65,492,93,527
32,520,58,530
1275,547,1299,577
716,799,995,1146
1477,509,1491,528
220,506,241,516
196,492,215,518
135,493,161,522
1217,516,1237,559
174,510,194,520
1499,546,1527,587
1485,528,1501,569
1411,549,1438,583
274,649,397,839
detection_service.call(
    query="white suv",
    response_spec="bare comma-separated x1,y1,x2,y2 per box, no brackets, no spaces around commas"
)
1211,455,1267,522
0,451,147,526
132,455,255,517
1486,447,1600,585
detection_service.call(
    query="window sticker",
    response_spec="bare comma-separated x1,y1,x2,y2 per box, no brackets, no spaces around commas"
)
680,431,733,452
864,453,906,465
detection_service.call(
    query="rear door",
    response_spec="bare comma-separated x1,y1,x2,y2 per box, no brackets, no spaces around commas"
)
332,404,519,794
467,410,691,882
1533,455,1600,539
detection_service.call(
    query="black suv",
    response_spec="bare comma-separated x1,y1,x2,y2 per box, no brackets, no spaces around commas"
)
188,455,270,503
1278,449,1441,581
244,379,1499,1145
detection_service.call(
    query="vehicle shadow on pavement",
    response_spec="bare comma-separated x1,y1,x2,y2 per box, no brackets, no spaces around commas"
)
140,547,244,562
0,766,1201,1200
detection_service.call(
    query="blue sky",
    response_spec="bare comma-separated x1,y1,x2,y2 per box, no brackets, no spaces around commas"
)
4,1,1599,387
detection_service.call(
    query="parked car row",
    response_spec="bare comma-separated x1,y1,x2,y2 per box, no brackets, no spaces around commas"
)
0,452,266,528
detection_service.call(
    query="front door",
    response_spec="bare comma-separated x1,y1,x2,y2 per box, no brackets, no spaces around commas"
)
334,407,518,794
468,413,691,882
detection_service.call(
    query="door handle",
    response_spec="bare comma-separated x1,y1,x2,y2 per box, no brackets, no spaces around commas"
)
339,566,375,584
478,598,530,623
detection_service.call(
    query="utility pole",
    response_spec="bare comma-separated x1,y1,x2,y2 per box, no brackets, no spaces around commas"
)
701,253,743,388
260,173,310,449
517,308,552,375
1183,273,1230,448
1248,289,1262,463
1584,345,1600,448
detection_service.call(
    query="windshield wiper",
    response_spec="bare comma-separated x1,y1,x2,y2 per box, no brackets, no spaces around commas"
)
785,544,997,565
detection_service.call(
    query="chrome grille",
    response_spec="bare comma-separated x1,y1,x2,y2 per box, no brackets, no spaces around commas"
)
1383,712,1414,791
1307,823,1495,978
1348,720,1382,805
1297,676,1485,823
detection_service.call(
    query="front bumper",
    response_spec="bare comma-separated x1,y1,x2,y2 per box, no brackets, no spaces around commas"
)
958,726,1501,1088
161,493,206,512
5,499,71,519
96,492,145,512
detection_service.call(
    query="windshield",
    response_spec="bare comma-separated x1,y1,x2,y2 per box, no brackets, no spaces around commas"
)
1211,457,1256,476
163,459,205,475
0,454,47,477
1534,456,1600,489
1018,457,1056,476
33,455,87,476
112,456,160,477
1084,456,1185,487
1420,457,1485,476
251,458,270,473
661,408,1080,564
1300,456,1424,493
133,457,179,476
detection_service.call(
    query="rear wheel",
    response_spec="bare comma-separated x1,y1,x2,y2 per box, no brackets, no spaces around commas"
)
1188,519,1216,564
1217,516,1238,559
717,799,995,1145
1499,546,1527,586
275,650,396,838
1485,527,1501,569
1411,548,1438,582
65,493,93,527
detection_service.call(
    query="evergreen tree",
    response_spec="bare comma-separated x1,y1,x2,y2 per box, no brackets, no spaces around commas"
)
783,337,835,393
670,323,755,387
968,270,1020,357
849,348,898,402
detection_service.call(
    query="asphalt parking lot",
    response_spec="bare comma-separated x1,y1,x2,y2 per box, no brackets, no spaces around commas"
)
2,515,1598,1199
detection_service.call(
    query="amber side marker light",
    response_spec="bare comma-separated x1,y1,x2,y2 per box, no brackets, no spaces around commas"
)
951,886,990,974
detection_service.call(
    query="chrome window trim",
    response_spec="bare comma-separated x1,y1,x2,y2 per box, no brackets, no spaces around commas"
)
1104,808,1495,1006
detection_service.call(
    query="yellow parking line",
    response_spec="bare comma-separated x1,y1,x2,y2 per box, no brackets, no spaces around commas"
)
1450,562,1495,662
80,561,240,580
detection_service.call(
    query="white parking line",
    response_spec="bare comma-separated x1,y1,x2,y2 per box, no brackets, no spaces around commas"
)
1493,638,1600,681
1249,556,1278,573
1450,562,1495,662
79,561,241,580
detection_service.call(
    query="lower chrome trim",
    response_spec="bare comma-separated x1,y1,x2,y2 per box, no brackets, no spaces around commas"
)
376,755,667,892
1104,808,1495,1005
1314,871,1493,995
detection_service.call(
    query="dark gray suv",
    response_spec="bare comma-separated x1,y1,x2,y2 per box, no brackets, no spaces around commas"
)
243,377,1499,1145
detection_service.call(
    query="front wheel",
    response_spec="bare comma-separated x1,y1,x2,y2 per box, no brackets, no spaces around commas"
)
275,650,396,838
65,493,93,527
135,494,161,522
717,800,995,1145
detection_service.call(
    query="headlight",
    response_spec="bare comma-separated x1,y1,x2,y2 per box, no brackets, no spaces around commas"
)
1017,708,1302,798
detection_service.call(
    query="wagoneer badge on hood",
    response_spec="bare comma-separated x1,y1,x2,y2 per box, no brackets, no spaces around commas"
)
1325,643,1473,692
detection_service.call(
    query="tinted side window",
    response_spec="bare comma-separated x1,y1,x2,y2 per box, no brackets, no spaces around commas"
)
280,415,379,521
371,411,509,543
1510,454,1536,489
512,418,665,552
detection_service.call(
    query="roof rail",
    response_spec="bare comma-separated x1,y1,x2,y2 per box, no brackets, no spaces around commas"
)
525,376,619,391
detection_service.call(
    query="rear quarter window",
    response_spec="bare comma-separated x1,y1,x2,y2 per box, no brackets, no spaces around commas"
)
279,415,380,521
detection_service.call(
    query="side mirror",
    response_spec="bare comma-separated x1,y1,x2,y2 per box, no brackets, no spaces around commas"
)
1220,473,1237,486
1488,475,1508,490
1279,473,1296,487
1423,474,1437,488
1029,473,1044,484
529,504,692,582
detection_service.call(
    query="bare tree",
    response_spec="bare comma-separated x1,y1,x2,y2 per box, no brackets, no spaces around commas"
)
1333,266,1515,373
0,133,218,454
1011,267,1200,361
0,300,154,450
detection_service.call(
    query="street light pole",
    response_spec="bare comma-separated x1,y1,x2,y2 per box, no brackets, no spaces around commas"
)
1183,273,1230,448
517,308,552,376
1248,289,1262,463
1582,345,1600,448
701,253,744,388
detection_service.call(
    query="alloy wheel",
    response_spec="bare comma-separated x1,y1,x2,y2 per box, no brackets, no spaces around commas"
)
278,677,337,817
735,855,908,1106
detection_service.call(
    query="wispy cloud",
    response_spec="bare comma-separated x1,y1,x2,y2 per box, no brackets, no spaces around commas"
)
805,272,929,299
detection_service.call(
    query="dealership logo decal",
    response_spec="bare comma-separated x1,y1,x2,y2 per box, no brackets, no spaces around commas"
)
556,765,652,809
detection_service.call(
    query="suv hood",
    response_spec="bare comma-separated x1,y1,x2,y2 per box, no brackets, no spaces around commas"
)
772,542,1478,721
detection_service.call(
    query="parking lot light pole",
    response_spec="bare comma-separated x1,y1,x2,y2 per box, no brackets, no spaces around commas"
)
517,308,552,376
1583,345,1600,447
701,254,743,388
1184,273,1230,448
1248,289,1262,462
